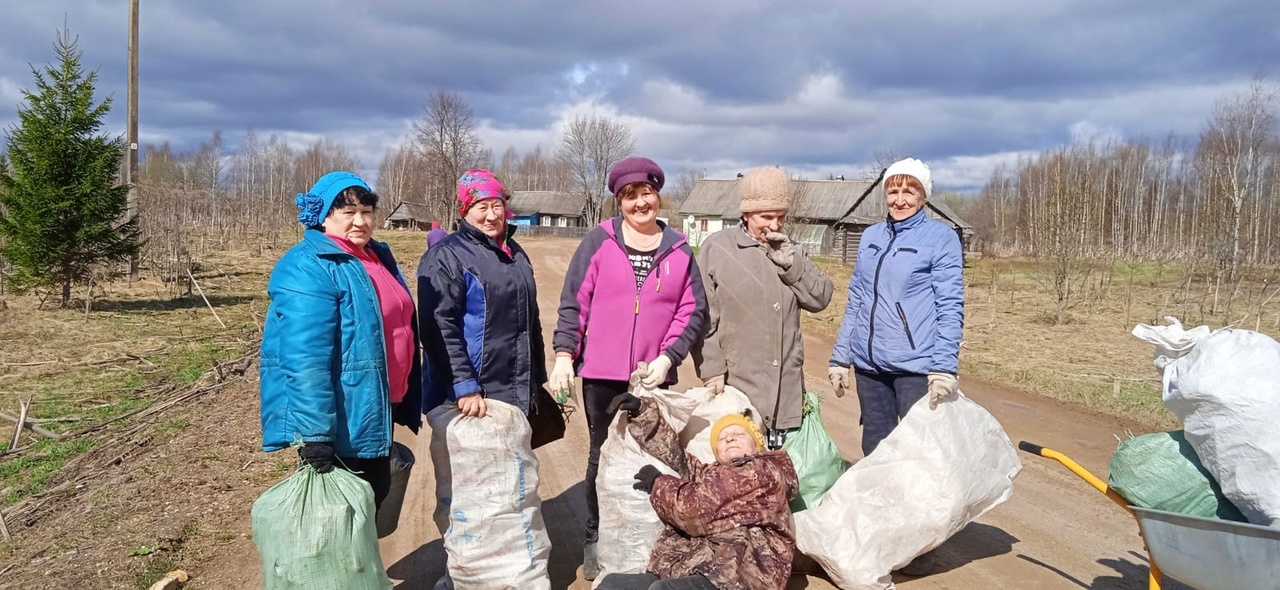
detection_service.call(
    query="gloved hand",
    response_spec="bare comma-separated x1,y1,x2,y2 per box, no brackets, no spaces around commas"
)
927,372,959,410
606,392,643,417
549,355,575,403
632,464,662,494
703,374,726,395
639,355,673,389
828,366,849,398
764,232,794,270
298,442,335,473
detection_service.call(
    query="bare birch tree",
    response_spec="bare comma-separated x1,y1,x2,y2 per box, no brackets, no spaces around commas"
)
413,90,485,229
558,113,634,225
377,142,430,223
1195,80,1277,280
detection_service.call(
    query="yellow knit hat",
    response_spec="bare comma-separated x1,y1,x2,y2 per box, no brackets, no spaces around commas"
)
710,411,765,460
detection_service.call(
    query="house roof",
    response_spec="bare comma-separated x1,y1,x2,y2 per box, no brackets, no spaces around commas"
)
385,201,434,222
837,184,974,234
679,178,875,222
508,190,582,217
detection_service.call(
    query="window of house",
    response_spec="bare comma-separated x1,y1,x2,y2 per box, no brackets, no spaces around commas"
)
541,216,552,226
699,219,708,232
557,217,568,227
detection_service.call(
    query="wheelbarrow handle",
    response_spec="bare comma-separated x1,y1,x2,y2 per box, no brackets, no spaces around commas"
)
1018,440,1133,514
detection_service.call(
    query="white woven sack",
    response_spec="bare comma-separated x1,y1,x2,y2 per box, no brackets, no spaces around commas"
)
428,400,550,590
794,392,1020,589
1135,320,1280,527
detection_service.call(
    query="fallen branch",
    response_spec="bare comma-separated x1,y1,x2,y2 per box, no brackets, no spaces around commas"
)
0,360,58,368
0,410,64,440
24,416,82,424
0,443,32,459
10,397,30,450
187,267,227,329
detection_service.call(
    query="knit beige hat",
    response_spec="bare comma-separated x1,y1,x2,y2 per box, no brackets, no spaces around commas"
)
739,166,790,213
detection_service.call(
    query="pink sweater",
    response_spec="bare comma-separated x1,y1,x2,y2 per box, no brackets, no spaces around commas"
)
328,235,416,403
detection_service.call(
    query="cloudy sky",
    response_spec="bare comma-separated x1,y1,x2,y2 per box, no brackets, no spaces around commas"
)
1,0,1276,192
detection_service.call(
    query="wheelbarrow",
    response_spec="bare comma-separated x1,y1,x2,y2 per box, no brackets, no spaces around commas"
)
1018,441,1280,590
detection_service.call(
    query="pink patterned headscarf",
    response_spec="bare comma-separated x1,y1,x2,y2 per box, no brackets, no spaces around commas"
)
456,169,513,218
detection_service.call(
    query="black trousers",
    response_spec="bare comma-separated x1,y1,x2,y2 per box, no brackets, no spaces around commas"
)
596,573,717,590
853,369,928,457
582,377,631,542
337,454,392,511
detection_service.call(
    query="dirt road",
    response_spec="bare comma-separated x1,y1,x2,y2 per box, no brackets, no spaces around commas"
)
236,237,1169,589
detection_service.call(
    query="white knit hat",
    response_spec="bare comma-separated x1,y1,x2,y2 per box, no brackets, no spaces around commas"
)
883,158,933,198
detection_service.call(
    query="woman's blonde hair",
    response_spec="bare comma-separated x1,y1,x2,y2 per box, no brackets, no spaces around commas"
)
883,173,926,196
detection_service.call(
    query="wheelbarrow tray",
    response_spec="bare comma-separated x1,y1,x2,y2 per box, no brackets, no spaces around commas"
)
1132,506,1280,590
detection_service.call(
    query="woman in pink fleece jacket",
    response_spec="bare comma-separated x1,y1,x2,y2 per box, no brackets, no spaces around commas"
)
550,156,708,580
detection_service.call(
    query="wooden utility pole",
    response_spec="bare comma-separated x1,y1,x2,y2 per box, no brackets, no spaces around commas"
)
126,0,140,282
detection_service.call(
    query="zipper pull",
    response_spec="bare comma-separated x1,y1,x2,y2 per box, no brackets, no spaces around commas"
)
635,296,640,315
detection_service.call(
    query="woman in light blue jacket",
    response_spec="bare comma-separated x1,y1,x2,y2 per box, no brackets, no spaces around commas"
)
828,158,964,457
259,171,422,512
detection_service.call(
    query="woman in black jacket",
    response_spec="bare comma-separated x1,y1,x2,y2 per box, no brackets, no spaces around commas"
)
417,169,547,417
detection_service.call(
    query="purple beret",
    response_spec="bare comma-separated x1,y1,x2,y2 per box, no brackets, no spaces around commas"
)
607,157,665,195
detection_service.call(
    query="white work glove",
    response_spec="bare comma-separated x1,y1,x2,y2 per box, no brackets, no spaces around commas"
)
640,355,674,389
828,366,849,398
927,372,959,410
549,355,575,403
764,232,794,270
703,374,726,395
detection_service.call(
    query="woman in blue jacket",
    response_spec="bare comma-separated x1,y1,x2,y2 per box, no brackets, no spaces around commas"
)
417,169,547,418
828,158,964,457
259,171,423,511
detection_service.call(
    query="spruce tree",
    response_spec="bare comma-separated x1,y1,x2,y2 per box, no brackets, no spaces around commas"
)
0,30,140,308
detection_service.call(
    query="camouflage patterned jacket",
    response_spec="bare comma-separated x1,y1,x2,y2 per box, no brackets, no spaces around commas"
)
628,399,799,590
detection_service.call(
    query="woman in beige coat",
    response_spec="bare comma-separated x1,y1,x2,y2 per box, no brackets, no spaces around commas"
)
693,166,833,444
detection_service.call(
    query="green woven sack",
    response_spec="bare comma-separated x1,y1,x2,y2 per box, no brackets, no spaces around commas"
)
251,466,393,590
783,392,850,512
1107,430,1246,521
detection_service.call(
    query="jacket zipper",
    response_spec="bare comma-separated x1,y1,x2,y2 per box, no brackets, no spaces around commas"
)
867,226,900,369
622,231,683,377
895,302,916,350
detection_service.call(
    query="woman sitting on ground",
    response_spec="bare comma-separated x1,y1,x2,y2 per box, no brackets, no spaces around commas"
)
596,392,799,590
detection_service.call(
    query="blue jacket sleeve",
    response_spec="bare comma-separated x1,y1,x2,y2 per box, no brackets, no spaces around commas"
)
418,247,482,399
269,254,340,443
930,230,965,374
830,273,859,367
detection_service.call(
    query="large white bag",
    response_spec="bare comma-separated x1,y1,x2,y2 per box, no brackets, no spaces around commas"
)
594,385,702,587
428,400,551,590
794,393,1020,590
1133,318,1280,526
678,386,760,464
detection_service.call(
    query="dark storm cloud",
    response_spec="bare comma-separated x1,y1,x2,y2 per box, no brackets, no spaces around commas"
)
1,0,1277,191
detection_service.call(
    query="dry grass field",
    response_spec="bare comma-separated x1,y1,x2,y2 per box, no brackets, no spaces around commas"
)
800,254,1280,430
